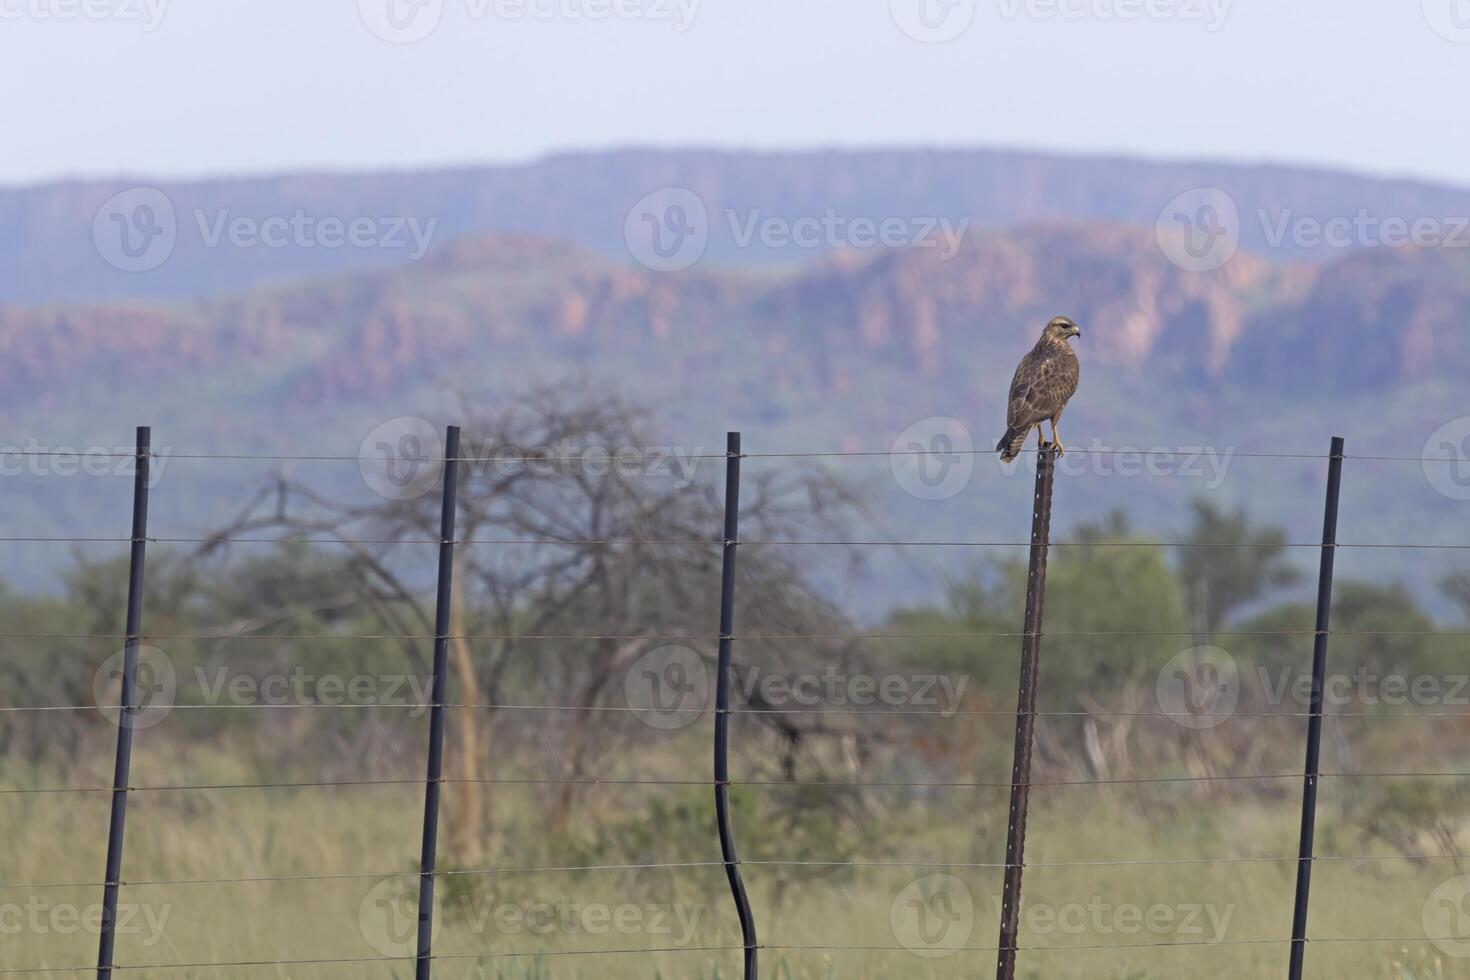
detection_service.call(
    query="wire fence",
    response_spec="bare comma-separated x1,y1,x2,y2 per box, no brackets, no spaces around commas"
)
1,427,1467,978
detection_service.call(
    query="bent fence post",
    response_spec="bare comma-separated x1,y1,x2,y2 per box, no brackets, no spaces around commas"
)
96,426,152,980
1286,435,1346,980
415,426,462,980
995,443,1058,980
715,431,759,979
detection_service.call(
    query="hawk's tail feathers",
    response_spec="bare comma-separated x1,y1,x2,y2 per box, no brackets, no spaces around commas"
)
997,426,1029,464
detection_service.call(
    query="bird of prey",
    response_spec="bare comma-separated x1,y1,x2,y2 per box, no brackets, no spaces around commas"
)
997,316,1082,462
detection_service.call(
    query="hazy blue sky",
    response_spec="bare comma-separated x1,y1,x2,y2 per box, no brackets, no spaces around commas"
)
3,0,1467,187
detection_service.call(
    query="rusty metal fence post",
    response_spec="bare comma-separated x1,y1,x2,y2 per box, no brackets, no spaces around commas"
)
995,443,1058,980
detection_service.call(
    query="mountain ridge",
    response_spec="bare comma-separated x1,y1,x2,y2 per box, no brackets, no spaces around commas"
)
9,146,1470,307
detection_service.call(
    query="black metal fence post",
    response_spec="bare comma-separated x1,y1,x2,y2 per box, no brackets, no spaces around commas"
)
1286,435,1345,980
415,426,461,980
96,426,152,980
995,443,1058,980
715,431,759,979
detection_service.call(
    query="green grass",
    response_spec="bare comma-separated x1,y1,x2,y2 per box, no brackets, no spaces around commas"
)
3,737,1467,979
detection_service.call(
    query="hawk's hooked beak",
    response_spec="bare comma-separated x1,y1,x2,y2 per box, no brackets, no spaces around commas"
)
1071,327,1083,338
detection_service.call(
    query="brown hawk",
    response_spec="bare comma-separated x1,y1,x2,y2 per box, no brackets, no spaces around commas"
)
997,316,1082,462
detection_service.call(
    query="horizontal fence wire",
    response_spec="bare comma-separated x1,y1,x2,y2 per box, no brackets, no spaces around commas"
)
1,628,1467,641
3,936,1466,975
1,852,1463,892
5,439,1465,978
5,771,1468,798
4,448,1463,462
4,702,1466,718
2,535,1469,550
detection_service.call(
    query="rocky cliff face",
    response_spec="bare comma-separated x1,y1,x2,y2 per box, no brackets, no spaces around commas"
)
0,224,1466,415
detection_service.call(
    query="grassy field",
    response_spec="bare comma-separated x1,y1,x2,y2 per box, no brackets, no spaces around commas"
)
4,729,1467,980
